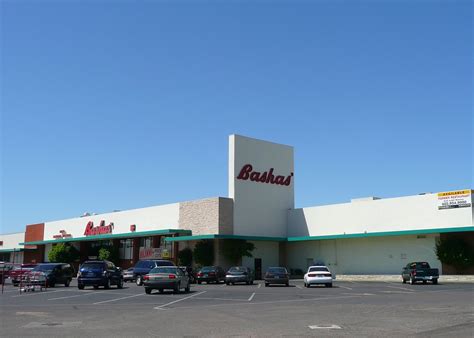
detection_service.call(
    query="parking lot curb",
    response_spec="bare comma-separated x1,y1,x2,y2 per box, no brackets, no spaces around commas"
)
290,275,474,283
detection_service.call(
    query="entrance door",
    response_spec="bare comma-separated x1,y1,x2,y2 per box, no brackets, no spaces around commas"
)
254,258,262,280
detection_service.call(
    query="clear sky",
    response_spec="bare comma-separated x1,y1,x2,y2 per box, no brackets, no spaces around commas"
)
1,1,472,234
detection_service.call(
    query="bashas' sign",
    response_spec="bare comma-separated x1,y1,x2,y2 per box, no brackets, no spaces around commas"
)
84,220,114,236
237,164,293,186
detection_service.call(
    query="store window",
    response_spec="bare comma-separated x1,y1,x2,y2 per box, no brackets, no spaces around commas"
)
119,239,134,260
139,237,152,249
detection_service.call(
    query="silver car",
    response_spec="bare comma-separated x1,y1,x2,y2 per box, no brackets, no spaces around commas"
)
143,266,190,294
225,266,254,285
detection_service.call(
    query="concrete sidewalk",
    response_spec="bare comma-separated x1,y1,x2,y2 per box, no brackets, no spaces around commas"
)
291,275,474,283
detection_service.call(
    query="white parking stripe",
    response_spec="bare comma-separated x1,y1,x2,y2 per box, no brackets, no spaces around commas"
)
295,285,302,289
49,292,107,301
248,292,256,301
257,283,261,288
385,285,415,292
154,291,206,309
11,290,66,298
339,285,353,290
93,293,144,305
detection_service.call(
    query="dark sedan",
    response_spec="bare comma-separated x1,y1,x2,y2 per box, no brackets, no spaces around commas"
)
264,267,289,287
196,266,226,284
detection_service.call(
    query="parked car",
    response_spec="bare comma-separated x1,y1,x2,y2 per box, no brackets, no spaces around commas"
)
28,263,74,287
143,266,190,294
264,267,289,287
225,266,254,285
134,259,175,286
10,264,38,286
401,262,439,285
304,265,334,288
123,267,135,282
77,260,123,290
0,262,14,284
179,266,196,284
196,266,226,284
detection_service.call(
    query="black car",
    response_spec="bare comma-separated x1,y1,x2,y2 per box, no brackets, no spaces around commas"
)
77,260,123,290
28,263,74,287
196,266,226,284
264,267,289,287
134,259,175,286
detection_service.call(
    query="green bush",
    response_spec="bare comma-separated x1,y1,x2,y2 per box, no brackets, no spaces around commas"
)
436,237,474,271
193,240,214,266
178,248,193,266
220,240,255,265
96,246,119,265
48,243,79,264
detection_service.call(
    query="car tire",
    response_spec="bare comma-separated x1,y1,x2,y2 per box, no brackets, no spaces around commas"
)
174,283,180,294
402,278,406,284
433,279,438,285
286,282,289,287
423,280,427,284
93,285,99,289
136,276,143,286
78,284,84,290
48,281,55,288
326,283,332,288
185,285,190,293
265,283,269,287
410,277,415,285
246,281,250,285
117,279,123,289
13,283,18,287
104,278,110,289
231,283,235,285
306,283,310,288
64,279,70,287
226,282,230,285
158,288,164,293
145,288,152,294
197,281,202,285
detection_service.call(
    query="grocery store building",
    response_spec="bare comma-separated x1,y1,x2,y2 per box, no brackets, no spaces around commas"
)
1,135,473,275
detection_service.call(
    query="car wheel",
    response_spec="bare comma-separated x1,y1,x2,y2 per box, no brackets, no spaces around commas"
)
185,285,190,293
197,281,202,285
265,283,269,287
104,278,110,289
93,285,99,289
78,284,84,290
433,279,438,285
423,280,427,284
136,276,143,286
117,279,123,289
64,279,70,287
231,283,235,285
13,283,18,287
246,281,250,285
48,281,55,288
285,282,289,287
402,278,406,284
174,283,180,294
326,283,332,288
410,277,415,285
306,283,310,288
145,288,152,294
303,282,307,287
226,282,230,285
158,288,164,293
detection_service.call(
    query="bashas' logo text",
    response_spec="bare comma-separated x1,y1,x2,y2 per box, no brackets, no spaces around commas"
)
237,164,293,186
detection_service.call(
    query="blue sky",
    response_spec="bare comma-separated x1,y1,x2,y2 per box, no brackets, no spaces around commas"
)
1,1,472,234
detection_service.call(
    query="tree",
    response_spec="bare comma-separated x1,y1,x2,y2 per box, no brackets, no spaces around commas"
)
193,240,214,266
436,237,474,272
178,247,193,266
221,240,255,265
48,243,79,264
97,246,120,265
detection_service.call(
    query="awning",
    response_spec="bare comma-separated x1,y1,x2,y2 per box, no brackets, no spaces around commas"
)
165,234,287,242
19,229,191,246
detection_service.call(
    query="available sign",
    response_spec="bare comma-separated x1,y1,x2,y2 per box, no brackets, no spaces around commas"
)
437,190,472,210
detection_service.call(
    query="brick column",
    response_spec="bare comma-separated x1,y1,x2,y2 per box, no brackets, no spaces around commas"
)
132,238,140,263
152,236,161,248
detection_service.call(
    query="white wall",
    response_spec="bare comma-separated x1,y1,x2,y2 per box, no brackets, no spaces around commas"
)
288,192,473,237
286,235,441,274
0,232,24,250
43,203,180,241
242,241,280,274
229,135,294,237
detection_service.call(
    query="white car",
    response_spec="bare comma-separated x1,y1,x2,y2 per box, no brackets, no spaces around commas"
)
304,265,334,288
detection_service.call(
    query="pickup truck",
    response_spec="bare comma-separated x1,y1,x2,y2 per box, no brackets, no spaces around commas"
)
401,262,439,285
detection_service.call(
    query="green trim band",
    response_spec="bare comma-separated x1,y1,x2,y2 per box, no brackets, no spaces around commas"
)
0,248,25,253
287,226,474,242
165,234,287,242
19,229,191,246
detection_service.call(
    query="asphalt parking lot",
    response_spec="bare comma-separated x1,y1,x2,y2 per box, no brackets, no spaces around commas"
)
0,279,473,337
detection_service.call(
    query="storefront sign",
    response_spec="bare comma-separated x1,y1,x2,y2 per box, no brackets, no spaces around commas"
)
437,190,472,210
237,164,293,186
84,220,114,236
139,248,170,259
53,230,72,239
130,224,136,232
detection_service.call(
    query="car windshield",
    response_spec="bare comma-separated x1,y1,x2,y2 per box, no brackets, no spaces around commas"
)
268,267,287,274
201,267,215,272
412,262,430,269
150,267,178,274
229,267,246,272
32,264,57,272
81,263,104,270
309,267,329,272
154,261,174,267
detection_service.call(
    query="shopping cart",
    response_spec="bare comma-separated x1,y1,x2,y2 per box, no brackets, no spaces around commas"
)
20,271,46,293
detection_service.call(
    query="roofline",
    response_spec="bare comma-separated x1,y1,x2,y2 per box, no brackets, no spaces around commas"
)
19,229,191,246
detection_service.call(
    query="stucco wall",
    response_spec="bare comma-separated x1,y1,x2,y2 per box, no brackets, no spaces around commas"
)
286,234,441,275
242,241,280,275
288,192,473,237
0,232,25,250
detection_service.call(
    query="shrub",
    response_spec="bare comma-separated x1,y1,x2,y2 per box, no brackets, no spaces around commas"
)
220,240,255,265
178,248,193,266
48,243,79,264
436,237,474,271
193,240,214,266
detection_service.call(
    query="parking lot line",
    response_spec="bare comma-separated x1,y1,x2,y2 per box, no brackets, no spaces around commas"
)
295,285,302,289
93,293,145,305
154,291,206,310
248,292,256,301
385,285,415,292
338,285,353,290
257,283,261,288
11,290,66,298
48,291,107,301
